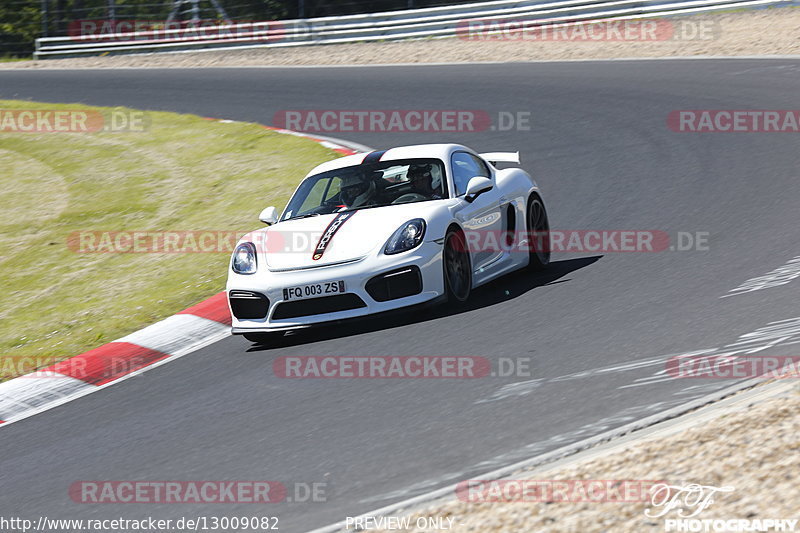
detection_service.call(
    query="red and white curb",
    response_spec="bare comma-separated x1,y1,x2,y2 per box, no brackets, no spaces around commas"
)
0,292,231,426
0,123,363,428
205,117,368,156
261,125,362,156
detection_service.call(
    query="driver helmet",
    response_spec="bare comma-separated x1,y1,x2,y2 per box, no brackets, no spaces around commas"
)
340,174,376,207
406,164,433,189
406,163,442,199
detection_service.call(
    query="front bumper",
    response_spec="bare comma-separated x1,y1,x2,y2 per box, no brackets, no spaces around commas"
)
226,241,444,332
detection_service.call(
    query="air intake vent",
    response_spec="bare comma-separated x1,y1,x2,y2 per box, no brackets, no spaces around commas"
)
229,290,270,319
272,293,366,319
366,266,422,302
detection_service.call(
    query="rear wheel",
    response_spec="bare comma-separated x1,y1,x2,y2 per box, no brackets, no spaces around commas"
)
527,195,550,270
443,229,472,303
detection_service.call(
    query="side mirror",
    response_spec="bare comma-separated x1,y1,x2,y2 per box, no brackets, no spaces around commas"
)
259,206,278,225
464,176,493,203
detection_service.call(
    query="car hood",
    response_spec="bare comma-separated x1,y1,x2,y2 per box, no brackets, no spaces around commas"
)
252,203,440,271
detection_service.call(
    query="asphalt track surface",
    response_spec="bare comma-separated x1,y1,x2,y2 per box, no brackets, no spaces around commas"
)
2,59,800,531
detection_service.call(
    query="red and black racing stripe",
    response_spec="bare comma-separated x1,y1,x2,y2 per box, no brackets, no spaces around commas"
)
312,211,356,261
309,151,384,261
362,150,387,164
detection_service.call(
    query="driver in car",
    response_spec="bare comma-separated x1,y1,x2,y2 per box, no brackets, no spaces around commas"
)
339,174,377,208
407,164,442,200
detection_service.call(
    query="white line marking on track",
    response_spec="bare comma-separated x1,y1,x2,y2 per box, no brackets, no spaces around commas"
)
721,255,800,298
4,55,800,73
620,317,800,389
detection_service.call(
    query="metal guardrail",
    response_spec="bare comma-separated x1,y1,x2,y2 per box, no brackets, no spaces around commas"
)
34,0,794,58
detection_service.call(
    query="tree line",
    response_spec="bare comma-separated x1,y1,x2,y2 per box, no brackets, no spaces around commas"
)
1,0,469,57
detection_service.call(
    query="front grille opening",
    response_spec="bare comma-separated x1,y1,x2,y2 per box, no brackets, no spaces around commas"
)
229,290,270,319
366,266,423,302
272,293,367,320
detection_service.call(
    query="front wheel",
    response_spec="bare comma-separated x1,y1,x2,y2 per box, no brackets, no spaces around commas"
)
527,195,550,270
443,229,472,303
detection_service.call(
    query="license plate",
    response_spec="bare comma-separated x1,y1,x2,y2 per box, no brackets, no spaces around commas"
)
283,280,345,301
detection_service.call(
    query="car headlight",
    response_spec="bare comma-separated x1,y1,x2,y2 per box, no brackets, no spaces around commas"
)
232,242,257,274
384,219,426,255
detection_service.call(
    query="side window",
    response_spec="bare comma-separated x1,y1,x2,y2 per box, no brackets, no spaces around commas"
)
469,154,491,179
451,152,491,196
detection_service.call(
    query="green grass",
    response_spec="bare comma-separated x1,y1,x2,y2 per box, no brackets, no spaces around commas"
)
0,100,342,380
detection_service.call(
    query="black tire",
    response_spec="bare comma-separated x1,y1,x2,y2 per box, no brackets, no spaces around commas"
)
443,228,472,303
527,194,551,270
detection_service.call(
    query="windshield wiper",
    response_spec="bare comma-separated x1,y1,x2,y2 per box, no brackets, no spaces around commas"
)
339,204,390,213
285,213,321,221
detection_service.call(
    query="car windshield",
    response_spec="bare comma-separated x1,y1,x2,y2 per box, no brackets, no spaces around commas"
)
281,158,447,221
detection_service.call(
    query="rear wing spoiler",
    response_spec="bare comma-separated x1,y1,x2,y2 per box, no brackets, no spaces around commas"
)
479,151,520,166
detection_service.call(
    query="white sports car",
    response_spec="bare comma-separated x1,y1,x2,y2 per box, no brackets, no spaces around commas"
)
227,143,550,342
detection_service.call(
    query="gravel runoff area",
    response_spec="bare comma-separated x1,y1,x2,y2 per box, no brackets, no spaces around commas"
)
5,7,800,68
366,382,800,532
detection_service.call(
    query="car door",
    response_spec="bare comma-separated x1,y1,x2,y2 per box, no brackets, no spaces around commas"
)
450,151,505,273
